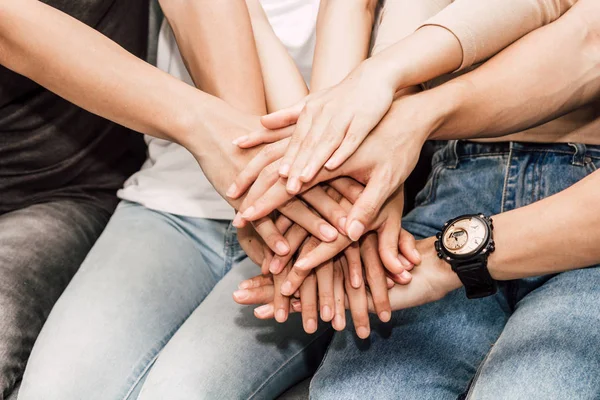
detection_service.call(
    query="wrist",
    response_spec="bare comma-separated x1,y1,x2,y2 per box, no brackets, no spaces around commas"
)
419,237,463,295
425,80,471,141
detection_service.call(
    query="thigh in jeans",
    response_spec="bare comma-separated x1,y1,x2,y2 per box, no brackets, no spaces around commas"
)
138,257,334,400
19,202,231,400
468,266,600,400
0,200,109,400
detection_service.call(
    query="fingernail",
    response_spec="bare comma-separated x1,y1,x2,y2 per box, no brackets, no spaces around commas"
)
287,177,301,193
269,258,281,274
226,183,238,198
294,258,308,269
238,280,251,290
254,304,272,317
242,206,255,219
279,164,290,177
379,311,391,322
347,220,365,241
319,224,338,241
281,281,293,295
351,273,362,289
232,212,243,227
232,135,248,145
300,165,313,181
324,158,337,170
233,290,249,301
401,270,412,280
275,241,289,255
305,318,317,333
322,305,332,321
398,255,413,268
338,217,347,233
356,326,370,339
291,299,301,311
412,249,422,263
333,314,345,330
275,309,286,322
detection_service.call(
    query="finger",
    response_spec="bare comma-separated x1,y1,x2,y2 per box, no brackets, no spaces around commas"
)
261,246,273,275
261,100,305,130
279,107,313,178
254,302,297,320
233,125,294,149
386,276,395,289
299,272,319,334
232,284,275,305
269,223,308,275
301,186,348,232
287,113,332,189
388,271,412,285
275,214,293,235
227,141,287,199
340,255,370,339
238,274,274,290
298,113,354,183
324,115,373,171
399,228,421,266
292,234,352,275
273,261,291,323
377,213,405,275
278,198,338,242
328,177,365,204
252,217,290,256
242,170,337,223
344,242,363,289
316,260,335,322
280,236,322,296
332,259,346,331
360,233,391,323
345,171,394,241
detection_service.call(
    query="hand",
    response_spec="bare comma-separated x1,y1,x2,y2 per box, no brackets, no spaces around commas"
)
184,104,341,255
376,237,462,312
259,60,398,189
230,94,435,245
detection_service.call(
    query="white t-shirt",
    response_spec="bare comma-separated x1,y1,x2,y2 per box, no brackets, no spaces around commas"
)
118,0,319,219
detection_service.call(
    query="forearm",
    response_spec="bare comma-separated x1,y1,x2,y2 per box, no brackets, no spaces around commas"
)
310,0,377,90
245,0,307,111
427,0,600,140
0,0,217,145
371,0,577,92
488,169,600,280
160,0,265,115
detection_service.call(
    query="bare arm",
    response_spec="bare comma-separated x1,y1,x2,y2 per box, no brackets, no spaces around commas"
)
423,0,600,140
0,0,221,146
159,0,266,115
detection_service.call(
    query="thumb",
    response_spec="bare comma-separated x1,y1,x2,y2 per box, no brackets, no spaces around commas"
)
345,174,391,241
260,100,305,130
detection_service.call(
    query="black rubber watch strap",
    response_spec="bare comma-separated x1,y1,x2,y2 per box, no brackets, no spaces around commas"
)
453,259,497,299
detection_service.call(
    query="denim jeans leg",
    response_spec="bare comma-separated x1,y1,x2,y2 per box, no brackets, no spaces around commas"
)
19,202,233,400
137,256,334,400
467,266,600,400
0,200,109,400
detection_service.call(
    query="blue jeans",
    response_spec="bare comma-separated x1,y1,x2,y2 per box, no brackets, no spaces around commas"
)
19,201,332,400
310,141,600,399
0,200,110,400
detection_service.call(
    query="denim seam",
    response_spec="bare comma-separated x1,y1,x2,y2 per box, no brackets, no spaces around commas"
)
500,146,513,214
464,344,495,400
120,314,198,400
223,223,236,276
419,163,445,206
247,326,333,400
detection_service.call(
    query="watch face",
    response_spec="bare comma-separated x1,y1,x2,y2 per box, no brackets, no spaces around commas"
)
442,216,488,256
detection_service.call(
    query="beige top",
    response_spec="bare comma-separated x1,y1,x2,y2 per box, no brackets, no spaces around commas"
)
405,0,598,144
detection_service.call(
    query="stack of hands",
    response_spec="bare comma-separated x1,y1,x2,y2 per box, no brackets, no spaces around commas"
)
216,72,461,339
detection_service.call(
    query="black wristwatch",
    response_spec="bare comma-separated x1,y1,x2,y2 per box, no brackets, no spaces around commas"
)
434,214,497,299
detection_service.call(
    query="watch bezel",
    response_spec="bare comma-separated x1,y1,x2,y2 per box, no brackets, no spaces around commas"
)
435,214,495,262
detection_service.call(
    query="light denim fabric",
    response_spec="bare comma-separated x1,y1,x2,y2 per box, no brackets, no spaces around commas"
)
310,141,600,400
19,201,332,400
